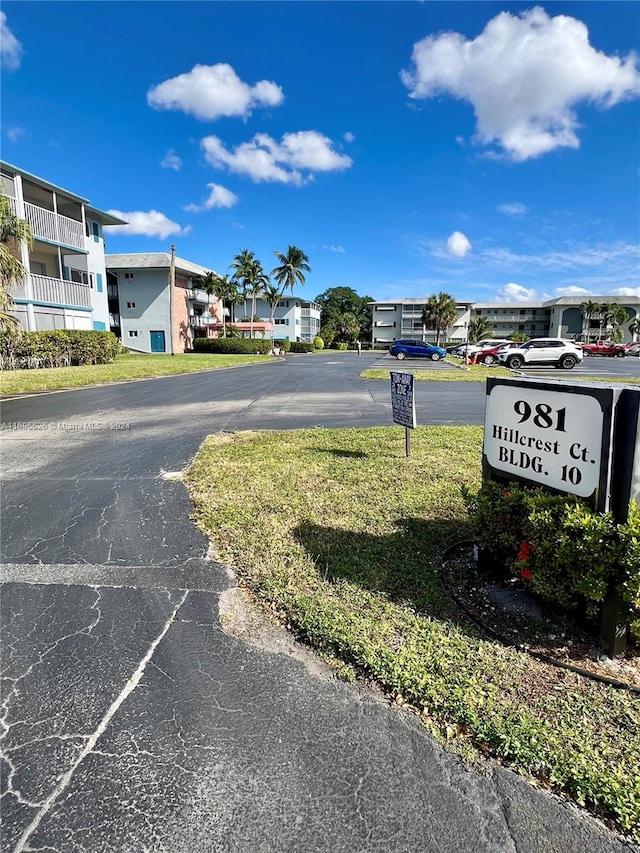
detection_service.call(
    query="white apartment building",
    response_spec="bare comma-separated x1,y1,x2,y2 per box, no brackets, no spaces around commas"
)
370,295,640,347
248,296,321,342
1,161,125,332
105,253,222,354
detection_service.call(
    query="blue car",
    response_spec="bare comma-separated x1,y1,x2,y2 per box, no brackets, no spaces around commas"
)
389,339,447,361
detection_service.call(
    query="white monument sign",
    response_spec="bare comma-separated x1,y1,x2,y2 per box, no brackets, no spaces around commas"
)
484,380,610,499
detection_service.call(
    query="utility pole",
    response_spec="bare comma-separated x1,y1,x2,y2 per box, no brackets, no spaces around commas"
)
169,243,176,355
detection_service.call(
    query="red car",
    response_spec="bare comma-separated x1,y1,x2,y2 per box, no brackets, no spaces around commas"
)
474,342,520,365
581,340,628,357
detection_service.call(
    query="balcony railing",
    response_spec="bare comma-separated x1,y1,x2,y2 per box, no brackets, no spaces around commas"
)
29,274,92,308
189,315,213,327
481,314,547,323
187,288,214,303
24,202,85,250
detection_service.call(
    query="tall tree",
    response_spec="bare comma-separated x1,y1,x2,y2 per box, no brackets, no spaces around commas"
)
467,314,493,344
198,271,238,337
602,303,629,343
579,299,600,341
0,195,32,333
630,316,640,342
340,311,360,343
315,286,374,343
421,291,459,345
270,246,311,338
230,249,268,337
262,281,282,334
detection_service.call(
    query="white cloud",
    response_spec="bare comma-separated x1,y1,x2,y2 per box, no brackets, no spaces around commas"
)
498,202,527,216
344,131,355,143
495,283,537,302
106,210,188,238
6,126,25,143
401,7,640,161
1,13,22,71
201,131,352,185
184,183,238,212
447,231,471,257
161,149,182,170
610,287,640,297
322,244,345,253
147,63,283,121
551,285,591,297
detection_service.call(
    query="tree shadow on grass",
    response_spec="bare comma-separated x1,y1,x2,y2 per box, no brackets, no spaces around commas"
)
293,516,482,636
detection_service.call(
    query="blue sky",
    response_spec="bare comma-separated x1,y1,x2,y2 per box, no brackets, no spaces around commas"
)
2,1,638,303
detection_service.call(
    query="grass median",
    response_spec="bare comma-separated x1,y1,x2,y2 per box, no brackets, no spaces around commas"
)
362,365,640,384
186,425,640,841
0,352,272,395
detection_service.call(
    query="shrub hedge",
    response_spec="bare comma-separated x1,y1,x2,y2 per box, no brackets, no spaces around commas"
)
193,338,272,355
274,339,291,353
289,341,314,353
313,336,324,350
0,330,121,369
330,342,349,350
463,480,640,638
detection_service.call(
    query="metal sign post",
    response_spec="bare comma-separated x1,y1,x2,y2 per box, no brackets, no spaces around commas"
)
390,372,416,457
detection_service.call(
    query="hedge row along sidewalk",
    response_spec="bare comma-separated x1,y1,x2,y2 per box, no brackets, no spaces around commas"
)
186,425,640,842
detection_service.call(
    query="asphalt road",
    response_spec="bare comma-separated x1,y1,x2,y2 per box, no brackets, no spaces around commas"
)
1,354,634,852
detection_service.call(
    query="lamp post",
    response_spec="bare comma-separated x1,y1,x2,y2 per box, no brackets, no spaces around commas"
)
169,243,176,355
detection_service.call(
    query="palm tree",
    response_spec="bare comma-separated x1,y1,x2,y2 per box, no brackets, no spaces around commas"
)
579,299,600,341
262,281,282,337
230,249,269,338
602,303,629,343
421,291,459,346
630,316,640,342
271,245,311,302
340,311,360,343
0,195,32,333
467,314,493,344
198,271,238,337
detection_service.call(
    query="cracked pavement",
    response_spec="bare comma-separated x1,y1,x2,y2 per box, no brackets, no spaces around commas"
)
0,354,633,851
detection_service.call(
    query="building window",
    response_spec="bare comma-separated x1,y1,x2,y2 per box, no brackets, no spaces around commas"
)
128,330,138,337
275,318,289,325
124,273,134,279
127,301,136,309
30,261,47,276
519,324,525,331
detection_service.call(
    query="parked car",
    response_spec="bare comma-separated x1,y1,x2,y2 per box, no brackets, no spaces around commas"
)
497,338,583,370
389,339,447,361
475,341,521,365
454,338,513,358
580,340,628,357
626,343,640,357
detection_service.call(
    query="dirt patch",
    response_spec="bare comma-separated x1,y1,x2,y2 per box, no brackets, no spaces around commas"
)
442,543,640,690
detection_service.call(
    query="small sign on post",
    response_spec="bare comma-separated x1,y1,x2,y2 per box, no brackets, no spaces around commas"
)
390,371,416,457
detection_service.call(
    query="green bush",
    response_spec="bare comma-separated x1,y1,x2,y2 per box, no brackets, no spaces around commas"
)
289,341,314,353
313,336,324,350
192,337,272,355
0,330,120,369
463,481,640,637
330,342,348,351
274,338,291,353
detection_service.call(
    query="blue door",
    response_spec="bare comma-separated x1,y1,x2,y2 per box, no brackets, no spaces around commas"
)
150,330,166,352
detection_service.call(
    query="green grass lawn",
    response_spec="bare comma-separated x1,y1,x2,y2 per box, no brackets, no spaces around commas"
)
0,352,272,395
186,425,640,841
361,363,513,382
362,364,640,384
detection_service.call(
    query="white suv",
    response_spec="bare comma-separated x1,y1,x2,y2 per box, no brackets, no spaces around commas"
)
497,338,583,370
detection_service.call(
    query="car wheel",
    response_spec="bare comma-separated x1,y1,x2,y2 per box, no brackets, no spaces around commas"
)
430,352,441,361
616,350,626,357
559,355,577,369
507,355,523,369
483,354,495,365
396,352,406,360
582,349,591,356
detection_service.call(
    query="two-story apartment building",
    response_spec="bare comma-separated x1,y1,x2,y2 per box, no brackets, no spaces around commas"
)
370,295,639,347
105,253,223,354
1,162,125,332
